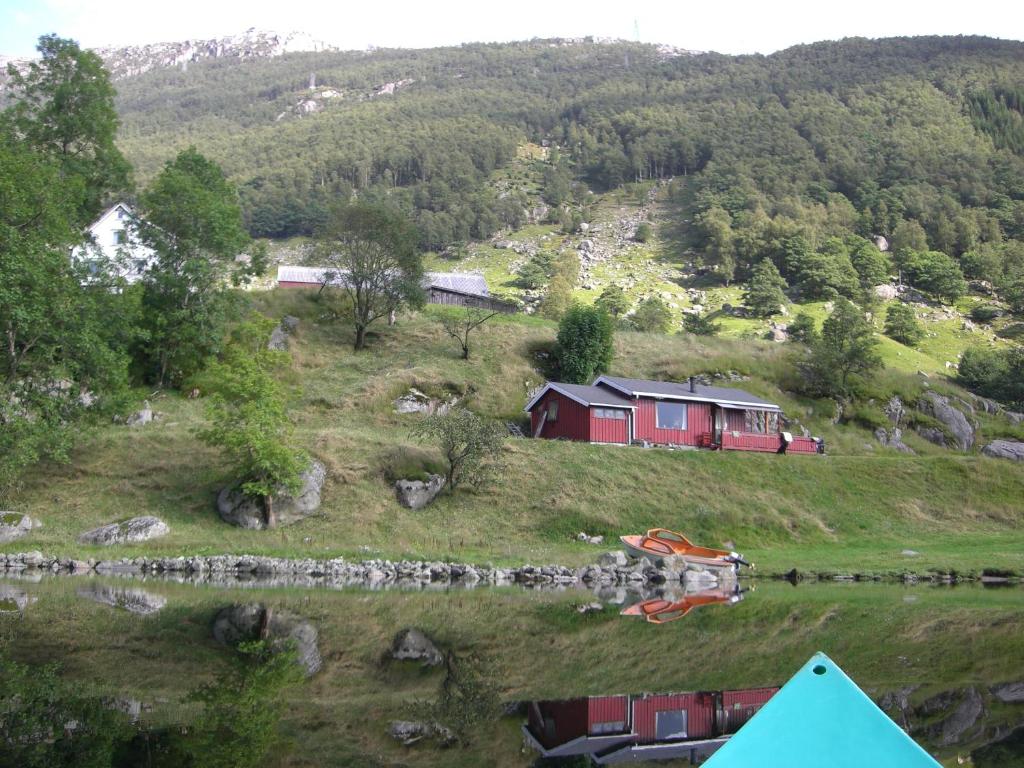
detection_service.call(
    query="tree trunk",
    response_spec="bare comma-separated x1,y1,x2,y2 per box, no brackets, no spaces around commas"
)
354,325,366,351
388,309,396,326
258,607,273,640
264,494,276,529
461,341,470,359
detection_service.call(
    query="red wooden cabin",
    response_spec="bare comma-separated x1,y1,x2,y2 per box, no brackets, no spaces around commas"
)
525,375,821,454
523,687,778,764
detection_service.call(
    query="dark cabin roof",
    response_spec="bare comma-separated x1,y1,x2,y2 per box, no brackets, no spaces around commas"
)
595,376,780,410
525,382,635,412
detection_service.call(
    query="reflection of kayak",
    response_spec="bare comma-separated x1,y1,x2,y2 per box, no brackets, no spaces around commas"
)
621,587,744,624
703,652,941,767
620,528,750,570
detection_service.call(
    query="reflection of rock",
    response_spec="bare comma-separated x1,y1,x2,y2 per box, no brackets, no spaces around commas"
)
0,513,41,544
212,604,322,676
79,516,169,545
78,584,167,615
0,584,36,612
217,460,326,529
394,475,445,510
390,628,443,666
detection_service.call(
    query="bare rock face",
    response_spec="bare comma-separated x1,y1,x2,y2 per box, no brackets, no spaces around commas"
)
982,440,1024,461
78,516,169,546
78,584,167,615
218,460,326,529
874,427,915,454
394,475,445,510
991,682,1024,703
874,283,898,300
390,628,443,666
212,603,322,676
0,513,41,544
916,392,975,450
928,688,984,747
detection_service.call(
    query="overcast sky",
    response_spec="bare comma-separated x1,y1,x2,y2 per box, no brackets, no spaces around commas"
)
2,0,1022,58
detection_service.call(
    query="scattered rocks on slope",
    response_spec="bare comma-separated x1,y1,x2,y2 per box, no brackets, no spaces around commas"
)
78,516,170,546
77,584,167,615
981,440,1024,461
217,460,326,529
390,628,443,666
394,475,445,510
212,603,322,676
915,392,975,450
0,513,41,544
268,315,299,350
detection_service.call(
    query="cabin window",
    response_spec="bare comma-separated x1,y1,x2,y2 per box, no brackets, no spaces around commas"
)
744,410,779,434
113,229,127,245
655,531,685,542
594,408,625,420
655,710,688,739
547,400,559,422
591,720,626,735
655,402,687,430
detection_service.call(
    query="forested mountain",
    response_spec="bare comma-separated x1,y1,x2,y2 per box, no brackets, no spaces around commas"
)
107,35,1024,263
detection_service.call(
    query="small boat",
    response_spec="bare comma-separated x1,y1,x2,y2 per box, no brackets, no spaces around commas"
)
619,528,750,570
620,586,744,624
703,652,941,767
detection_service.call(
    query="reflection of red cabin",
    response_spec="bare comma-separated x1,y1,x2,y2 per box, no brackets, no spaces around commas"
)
525,376,821,454
523,688,778,764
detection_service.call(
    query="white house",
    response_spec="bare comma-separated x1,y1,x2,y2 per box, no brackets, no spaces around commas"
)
71,202,157,284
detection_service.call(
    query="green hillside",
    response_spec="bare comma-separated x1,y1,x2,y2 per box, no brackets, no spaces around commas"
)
7,292,1024,576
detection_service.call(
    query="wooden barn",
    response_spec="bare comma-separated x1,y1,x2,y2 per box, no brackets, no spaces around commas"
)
523,687,778,763
276,266,515,312
525,375,821,454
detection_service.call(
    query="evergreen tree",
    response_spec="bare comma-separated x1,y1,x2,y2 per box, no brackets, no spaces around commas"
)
744,258,788,317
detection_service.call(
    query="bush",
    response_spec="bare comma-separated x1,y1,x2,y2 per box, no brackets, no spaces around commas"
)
631,297,673,333
556,304,614,383
884,303,924,346
787,312,818,344
682,312,720,336
970,305,1003,323
634,222,653,243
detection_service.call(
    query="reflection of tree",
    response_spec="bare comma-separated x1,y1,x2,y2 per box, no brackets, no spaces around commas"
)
0,655,131,767
413,651,500,745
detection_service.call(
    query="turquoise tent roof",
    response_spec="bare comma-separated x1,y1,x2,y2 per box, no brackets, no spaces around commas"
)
704,653,941,768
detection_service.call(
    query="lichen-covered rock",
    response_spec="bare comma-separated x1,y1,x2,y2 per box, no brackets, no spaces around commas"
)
916,392,974,450
218,460,326,529
0,513,41,544
394,474,445,510
982,439,1024,461
212,603,322,676
390,628,443,666
78,516,169,546
78,584,167,615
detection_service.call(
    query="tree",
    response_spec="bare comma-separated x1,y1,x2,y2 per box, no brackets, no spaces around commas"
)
556,304,614,384
849,238,891,288
316,202,424,350
682,312,720,336
1004,277,1024,315
890,219,929,254
799,298,882,398
412,652,500,746
4,35,130,225
198,317,307,529
959,346,1024,409
883,303,924,346
631,296,673,333
787,312,818,344
439,306,499,359
410,407,506,492
138,147,255,386
541,274,575,319
744,258,788,317
595,284,631,318
697,205,736,284
900,249,967,303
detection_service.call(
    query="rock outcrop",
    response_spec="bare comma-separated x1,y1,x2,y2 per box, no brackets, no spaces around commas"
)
915,392,975,450
874,427,914,454
212,603,322,676
268,315,299,351
394,475,445,510
78,584,167,615
393,387,458,415
218,460,326,529
390,628,443,666
78,516,169,546
981,439,1024,461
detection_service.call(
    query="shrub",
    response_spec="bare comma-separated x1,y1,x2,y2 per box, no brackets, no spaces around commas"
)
634,222,653,243
787,312,818,344
970,305,1003,323
556,304,614,383
631,297,673,333
682,312,720,336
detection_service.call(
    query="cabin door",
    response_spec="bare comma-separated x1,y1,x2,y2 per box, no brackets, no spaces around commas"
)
714,407,725,445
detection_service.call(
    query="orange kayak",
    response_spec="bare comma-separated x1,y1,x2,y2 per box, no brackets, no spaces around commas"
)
620,528,750,568
621,587,744,624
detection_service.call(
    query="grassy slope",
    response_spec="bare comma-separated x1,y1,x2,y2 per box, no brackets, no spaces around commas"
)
4,577,1023,767
5,290,1024,576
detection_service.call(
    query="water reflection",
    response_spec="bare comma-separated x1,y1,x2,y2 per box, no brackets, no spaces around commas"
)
620,585,745,624
524,687,777,764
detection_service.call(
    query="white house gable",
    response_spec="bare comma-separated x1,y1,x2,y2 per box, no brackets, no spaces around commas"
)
71,203,157,284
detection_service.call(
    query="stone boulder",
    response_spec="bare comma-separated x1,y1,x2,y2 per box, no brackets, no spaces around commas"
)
992,682,1024,703
394,474,445,510
389,720,454,746
982,440,1024,461
916,392,975,450
928,687,984,747
597,551,628,568
874,428,915,454
78,584,167,615
390,628,443,666
212,603,322,676
125,400,153,427
218,460,326,529
268,315,299,351
393,387,458,416
78,516,169,546
884,396,906,425
873,283,898,301
0,513,41,544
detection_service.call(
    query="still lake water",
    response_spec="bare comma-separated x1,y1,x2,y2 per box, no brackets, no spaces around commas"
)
0,574,1021,767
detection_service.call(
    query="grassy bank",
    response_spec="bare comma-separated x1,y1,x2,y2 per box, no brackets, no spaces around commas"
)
4,290,1024,576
